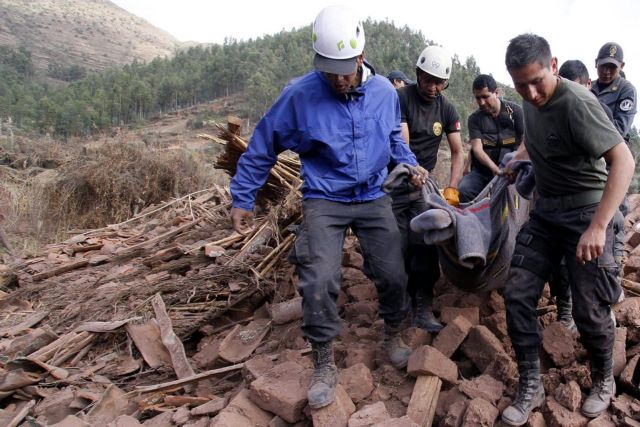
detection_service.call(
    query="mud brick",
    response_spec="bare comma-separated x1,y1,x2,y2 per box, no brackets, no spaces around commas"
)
481,311,508,341
458,374,505,405
542,396,589,427
586,414,616,427
346,284,377,302
610,393,640,419
370,416,419,426
542,322,578,367
433,315,473,357
347,402,390,427
402,326,432,350
407,345,458,384
527,411,547,427
249,361,312,423
341,267,369,286
310,384,356,427
554,381,582,412
339,363,374,402
210,389,272,427
441,306,480,326
243,355,275,383
343,345,377,370
618,354,639,391
460,397,498,427
613,327,627,377
441,400,468,427
461,325,506,372
436,388,469,421
623,254,640,274
191,397,227,416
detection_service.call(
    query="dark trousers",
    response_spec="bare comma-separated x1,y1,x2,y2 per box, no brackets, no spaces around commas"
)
504,204,621,360
288,196,409,343
390,187,440,301
458,170,492,204
549,208,624,304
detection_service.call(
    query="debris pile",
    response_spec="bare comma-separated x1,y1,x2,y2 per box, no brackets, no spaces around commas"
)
1,122,640,426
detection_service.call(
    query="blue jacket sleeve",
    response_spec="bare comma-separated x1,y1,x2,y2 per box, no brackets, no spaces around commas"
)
389,94,418,166
230,93,293,210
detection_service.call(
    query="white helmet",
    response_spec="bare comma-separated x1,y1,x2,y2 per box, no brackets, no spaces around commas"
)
416,45,452,80
312,5,365,75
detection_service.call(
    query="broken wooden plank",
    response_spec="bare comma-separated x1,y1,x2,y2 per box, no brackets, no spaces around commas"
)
152,294,194,379
134,362,245,394
6,399,36,427
218,318,271,363
0,310,49,337
74,317,142,333
32,260,89,282
6,326,58,358
134,347,311,394
406,375,441,427
125,320,172,369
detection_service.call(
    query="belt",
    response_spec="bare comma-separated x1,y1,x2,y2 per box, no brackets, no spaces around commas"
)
536,190,603,210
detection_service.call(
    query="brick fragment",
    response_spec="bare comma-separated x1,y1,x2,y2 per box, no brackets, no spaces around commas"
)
458,374,505,404
339,363,374,402
433,315,473,357
460,397,498,427
210,389,272,427
347,401,390,427
407,345,458,384
441,306,480,325
542,396,588,427
310,384,356,427
542,322,578,367
554,381,582,412
249,361,312,423
460,325,507,372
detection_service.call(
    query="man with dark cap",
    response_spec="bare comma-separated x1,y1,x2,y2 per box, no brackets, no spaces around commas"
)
230,5,426,410
387,70,414,89
458,73,524,203
592,42,637,143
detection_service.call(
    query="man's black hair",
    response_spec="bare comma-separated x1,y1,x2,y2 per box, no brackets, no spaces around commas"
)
558,60,589,84
505,33,552,70
472,74,498,92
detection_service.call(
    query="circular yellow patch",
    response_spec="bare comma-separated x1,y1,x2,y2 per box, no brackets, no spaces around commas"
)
433,122,442,136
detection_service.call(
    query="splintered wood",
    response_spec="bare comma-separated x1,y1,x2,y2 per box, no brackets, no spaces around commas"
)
0,120,305,423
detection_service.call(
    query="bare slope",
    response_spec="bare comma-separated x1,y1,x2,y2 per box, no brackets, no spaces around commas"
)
0,0,179,73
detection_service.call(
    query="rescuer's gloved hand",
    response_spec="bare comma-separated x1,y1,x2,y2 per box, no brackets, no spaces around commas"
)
443,187,460,207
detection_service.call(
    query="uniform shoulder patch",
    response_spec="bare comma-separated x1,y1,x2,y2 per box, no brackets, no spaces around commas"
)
620,99,634,112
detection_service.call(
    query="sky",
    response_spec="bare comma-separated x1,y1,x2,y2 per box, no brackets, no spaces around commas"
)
112,0,639,121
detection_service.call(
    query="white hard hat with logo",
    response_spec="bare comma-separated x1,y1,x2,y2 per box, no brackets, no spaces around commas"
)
312,5,365,75
416,45,452,80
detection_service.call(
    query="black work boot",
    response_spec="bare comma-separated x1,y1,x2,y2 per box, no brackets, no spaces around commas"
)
582,356,616,418
383,322,412,369
413,291,443,332
555,294,577,333
502,357,545,426
307,341,338,409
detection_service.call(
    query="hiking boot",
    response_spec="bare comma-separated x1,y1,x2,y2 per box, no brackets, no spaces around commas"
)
556,294,577,333
413,292,443,332
384,323,411,369
502,359,545,426
307,341,338,409
582,358,616,418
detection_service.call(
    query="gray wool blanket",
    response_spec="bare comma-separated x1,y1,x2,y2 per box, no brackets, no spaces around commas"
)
385,162,533,292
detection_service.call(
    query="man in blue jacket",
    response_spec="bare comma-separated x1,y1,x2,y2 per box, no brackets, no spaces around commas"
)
230,5,425,410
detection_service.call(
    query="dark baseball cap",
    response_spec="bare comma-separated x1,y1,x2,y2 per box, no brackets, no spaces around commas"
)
387,70,414,84
596,42,624,67
314,53,360,75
